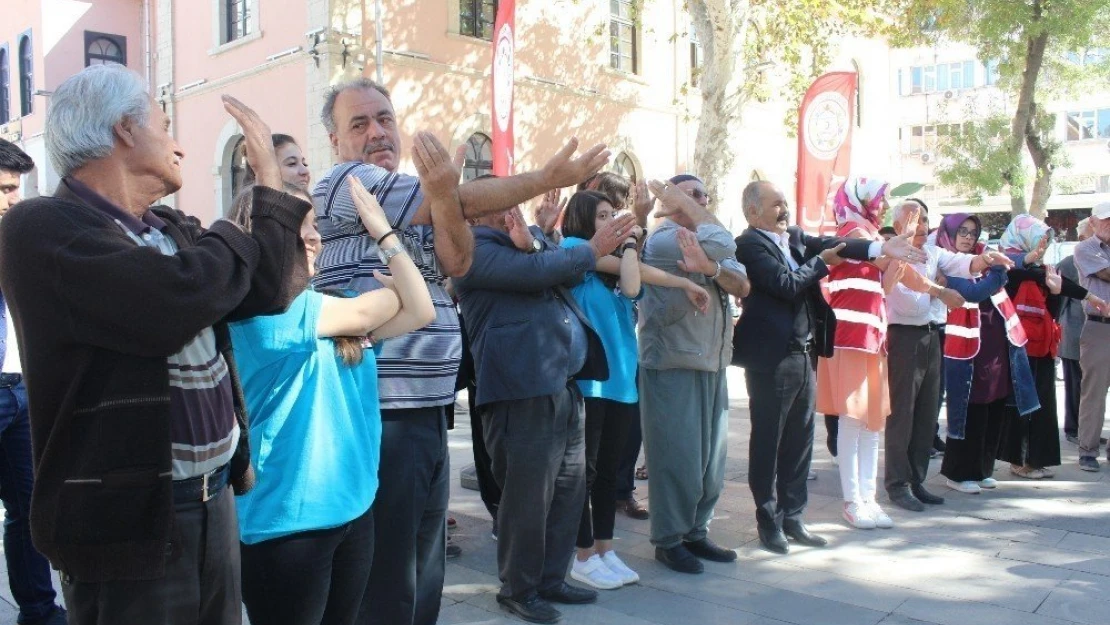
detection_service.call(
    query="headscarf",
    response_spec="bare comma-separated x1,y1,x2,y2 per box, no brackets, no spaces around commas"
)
833,176,890,230
999,213,1053,254
935,213,984,254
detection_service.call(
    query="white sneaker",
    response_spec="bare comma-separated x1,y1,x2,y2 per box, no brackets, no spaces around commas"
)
842,502,877,529
979,477,998,489
570,554,623,590
946,479,981,494
601,551,640,585
865,501,894,529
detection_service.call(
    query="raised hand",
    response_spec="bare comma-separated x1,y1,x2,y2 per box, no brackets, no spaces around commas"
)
1044,264,1063,295
222,95,280,190
412,132,463,200
1025,235,1050,266
589,212,636,258
534,188,567,235
631,179,655,225
881,232,928,264
899,206,920,236
648,180,701,220
819,242,847,266
505,206,536,252
676,227,717,276
348,175,391,239
540,138,612,189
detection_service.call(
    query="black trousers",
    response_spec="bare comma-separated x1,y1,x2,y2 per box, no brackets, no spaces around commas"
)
359,408,449,625
1062,357,1082,438
483,384,586,599
62,485,241,625
998,356,1061,468
825,415,839,457
577,398,636,548
614,408,643,501
746,352,816,530
884,325,942,491
467,386,501,520
242,507,375,625
941,399,1011,482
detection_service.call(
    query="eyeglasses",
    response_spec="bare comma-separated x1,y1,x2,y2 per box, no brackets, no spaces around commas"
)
956,226,979,238
685,189,713,204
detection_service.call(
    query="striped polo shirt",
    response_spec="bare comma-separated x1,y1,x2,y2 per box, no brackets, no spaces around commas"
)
67,179,238,479
312,162,462,410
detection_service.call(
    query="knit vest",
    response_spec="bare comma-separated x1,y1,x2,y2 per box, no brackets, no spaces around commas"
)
827,222,886,354
944,287,1029,360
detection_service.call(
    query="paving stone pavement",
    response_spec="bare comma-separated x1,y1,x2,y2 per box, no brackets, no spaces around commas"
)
1,369,1108,625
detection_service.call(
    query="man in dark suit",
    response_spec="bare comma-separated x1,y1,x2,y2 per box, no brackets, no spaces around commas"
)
455,205,633,625
733,181,924,554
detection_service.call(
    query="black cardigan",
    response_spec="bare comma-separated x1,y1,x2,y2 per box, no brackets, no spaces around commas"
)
0,182,310,582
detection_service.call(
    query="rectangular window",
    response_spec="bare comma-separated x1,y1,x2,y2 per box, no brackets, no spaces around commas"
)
460,0,497,41
1099,109,1110,138
911,67,923,94
224,0,249,43
610,0,637,73
937,66,949,91
1066,110,1098,141
985,59,1000,86
689,24,702,87
923,66,936,92
963,61,974,89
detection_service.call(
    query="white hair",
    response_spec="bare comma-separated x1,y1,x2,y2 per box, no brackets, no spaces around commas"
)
46,65,151,175
1078,218,1093,237
893,199,926,224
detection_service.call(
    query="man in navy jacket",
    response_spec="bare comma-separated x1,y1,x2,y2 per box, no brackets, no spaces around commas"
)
455,205,632,625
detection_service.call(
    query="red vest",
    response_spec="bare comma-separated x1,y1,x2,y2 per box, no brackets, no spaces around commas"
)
1013,280,1060,358
944,287,1029,360
827,223,886,354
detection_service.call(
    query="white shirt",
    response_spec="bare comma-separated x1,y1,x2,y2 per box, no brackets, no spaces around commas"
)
756,228,800,270
3,302,19,374
886,244,976,326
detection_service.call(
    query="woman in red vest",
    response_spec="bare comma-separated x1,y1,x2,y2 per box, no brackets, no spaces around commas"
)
936,214,1041,494
817,177,948,529
996,215,1106,479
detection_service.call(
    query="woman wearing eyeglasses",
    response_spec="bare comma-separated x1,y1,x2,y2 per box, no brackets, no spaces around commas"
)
935,214,1040,495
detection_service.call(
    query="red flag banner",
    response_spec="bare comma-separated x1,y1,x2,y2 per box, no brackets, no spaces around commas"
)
796,72,857,236
491,0,516,176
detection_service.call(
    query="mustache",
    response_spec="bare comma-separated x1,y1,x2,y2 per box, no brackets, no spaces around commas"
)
776,210,790,222
363,141,395,155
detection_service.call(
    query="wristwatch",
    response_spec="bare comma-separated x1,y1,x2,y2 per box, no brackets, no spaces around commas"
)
527,238,543,254
378,242,406,265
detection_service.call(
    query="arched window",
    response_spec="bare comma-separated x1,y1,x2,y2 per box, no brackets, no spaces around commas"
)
18,35,32,117
0,47,9,124
230,137,249,199
85,33,126,67
463,132,493,182
612,152,638,182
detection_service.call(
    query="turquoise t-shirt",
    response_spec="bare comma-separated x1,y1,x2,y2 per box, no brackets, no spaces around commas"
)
230,290,382,544
562,237,640,403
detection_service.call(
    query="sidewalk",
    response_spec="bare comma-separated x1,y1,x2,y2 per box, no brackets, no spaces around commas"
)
1,369,1108,625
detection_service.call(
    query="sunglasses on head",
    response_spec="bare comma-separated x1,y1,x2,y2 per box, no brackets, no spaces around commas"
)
956,226,979,238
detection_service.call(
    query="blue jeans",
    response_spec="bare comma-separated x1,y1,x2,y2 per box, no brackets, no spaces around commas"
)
1,380,59,623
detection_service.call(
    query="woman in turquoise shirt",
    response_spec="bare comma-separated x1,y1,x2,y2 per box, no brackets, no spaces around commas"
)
229,178,434,625
561,191,709,591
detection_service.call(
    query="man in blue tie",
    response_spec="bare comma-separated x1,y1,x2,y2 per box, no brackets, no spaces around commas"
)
0,138,67,625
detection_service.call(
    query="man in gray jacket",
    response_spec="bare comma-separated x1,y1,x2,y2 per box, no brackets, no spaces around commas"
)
1060,218,1093,443
639,175,750,574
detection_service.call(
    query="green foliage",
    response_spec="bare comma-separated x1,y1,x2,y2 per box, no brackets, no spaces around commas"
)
933,115,1021,205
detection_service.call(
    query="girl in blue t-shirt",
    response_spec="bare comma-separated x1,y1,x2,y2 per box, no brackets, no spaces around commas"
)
561,191,709,590
228,178,434,625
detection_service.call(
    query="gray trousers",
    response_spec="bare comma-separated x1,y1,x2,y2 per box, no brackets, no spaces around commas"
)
640,367,729,549
62,486,241,625
1078,321,1110,458
482,383,586,599
884,325,942,491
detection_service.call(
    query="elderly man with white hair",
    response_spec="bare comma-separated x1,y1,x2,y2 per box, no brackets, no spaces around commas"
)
882,199,1012,512
0,64,312,624
1075,202,1110,471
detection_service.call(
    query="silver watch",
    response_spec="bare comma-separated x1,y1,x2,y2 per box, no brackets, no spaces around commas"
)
378,243,406,265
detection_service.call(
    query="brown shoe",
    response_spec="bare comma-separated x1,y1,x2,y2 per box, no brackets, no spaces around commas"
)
619,496,650,520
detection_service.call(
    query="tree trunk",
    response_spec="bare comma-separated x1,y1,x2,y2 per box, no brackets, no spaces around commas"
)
1005,0,1049,216
688,0,751,213
1025,105,1053,219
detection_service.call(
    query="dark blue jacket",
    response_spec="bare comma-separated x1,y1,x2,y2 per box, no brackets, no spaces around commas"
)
455,226,609,407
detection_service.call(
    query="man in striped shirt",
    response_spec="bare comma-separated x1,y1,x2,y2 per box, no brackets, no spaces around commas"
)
314,78,610,625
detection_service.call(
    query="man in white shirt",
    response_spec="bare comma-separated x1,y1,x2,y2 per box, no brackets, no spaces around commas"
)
884,199,1012,511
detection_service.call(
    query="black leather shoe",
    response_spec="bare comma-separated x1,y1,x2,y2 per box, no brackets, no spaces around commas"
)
911,484,945,505
538,582,598,605
758,525,789,554
782,521,828,547
655,545,704,573
496,594,561,624
683,538,738,562
888,487,926,512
